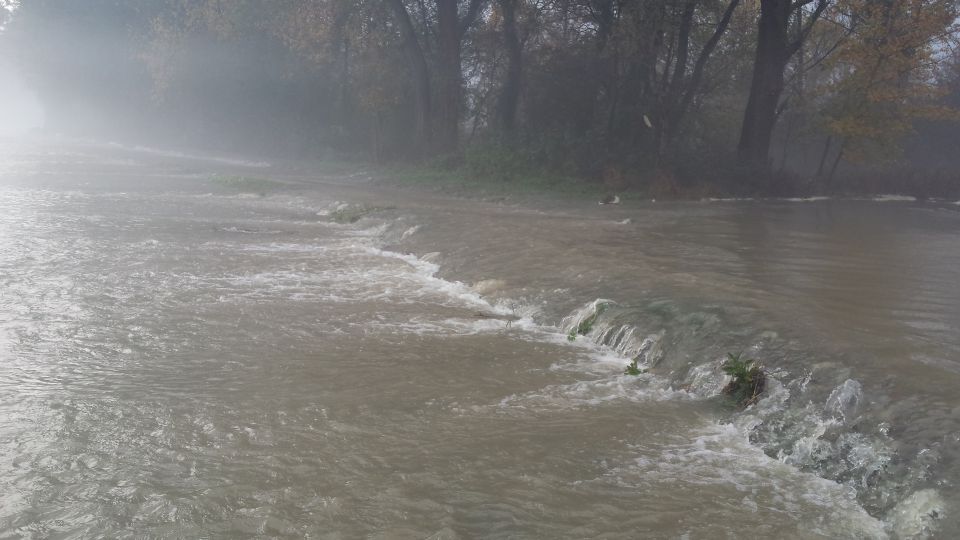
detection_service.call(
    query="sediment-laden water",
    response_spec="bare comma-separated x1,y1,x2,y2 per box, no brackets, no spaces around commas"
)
1,139,958,538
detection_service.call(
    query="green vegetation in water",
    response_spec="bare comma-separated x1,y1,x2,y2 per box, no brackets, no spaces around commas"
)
721,352,766,407
328,204,396,224
209,174,280,195
624,358,646,376
566,302,610,342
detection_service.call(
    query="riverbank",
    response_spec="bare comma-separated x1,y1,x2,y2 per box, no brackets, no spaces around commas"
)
357,156,960,207
365,159,960,208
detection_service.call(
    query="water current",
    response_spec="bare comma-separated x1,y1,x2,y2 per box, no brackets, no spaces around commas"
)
1,138,958,538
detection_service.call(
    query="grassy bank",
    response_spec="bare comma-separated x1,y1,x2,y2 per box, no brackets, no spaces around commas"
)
369,155,960,203
373,163,615,202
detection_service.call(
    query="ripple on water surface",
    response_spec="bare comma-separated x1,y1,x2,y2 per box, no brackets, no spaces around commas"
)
1,146,958,537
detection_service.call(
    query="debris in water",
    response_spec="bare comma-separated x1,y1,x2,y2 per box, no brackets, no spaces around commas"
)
599,194,620,205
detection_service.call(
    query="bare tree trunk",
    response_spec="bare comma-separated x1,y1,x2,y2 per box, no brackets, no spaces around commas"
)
387,0,432,154
737,0,827,168
436,0,461,154
827,141,844,183
655,0,696,162
737,0,791,167
778,112,795,172
816,135,832,177
497,0,522,135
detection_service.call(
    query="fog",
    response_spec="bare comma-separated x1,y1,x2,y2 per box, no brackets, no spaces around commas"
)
0,60,43,135
1,0,958,199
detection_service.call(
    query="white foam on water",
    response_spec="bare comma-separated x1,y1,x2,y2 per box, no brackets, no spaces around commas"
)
471,279,507,295
784,196,831,202
239,242,334,253
220,226,285,235
872,194,917,202
561,299,615,334
887,489,946,539
360,316,539,337
314,209,936,536
681,358,731,397
824,378,863,423
400,225,421,241
613,420,890,539
363,247,514,316
497,374,690,410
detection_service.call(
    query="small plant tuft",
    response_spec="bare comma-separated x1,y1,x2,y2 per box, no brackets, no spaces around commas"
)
624,358,646,376
721,352,766,407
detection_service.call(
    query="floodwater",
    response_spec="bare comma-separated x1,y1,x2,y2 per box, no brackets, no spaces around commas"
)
1,139,958,538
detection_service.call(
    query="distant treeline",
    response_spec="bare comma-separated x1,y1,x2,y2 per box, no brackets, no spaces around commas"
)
3,0,960,195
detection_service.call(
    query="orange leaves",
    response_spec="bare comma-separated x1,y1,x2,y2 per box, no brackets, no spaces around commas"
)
818,0,958,160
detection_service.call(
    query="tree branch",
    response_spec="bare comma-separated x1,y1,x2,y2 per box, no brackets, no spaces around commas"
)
787,0,829,58
459,0,488,38
675,0,741,123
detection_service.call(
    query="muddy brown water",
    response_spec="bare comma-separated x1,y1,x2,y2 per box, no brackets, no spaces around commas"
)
1,139,958,538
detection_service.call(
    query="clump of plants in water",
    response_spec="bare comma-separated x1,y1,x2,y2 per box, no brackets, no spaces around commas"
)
721,352,766,407
624,357,646,376
566,302,610,341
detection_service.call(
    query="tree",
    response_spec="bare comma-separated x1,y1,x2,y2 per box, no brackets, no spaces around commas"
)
496,0,523,134
436,0,488,153
737,0,829,167
819,0,958,171
655,0,743,162
388,0,433,152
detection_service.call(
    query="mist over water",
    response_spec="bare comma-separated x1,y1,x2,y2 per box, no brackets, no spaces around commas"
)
0,61,44,136
0,140,957,537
